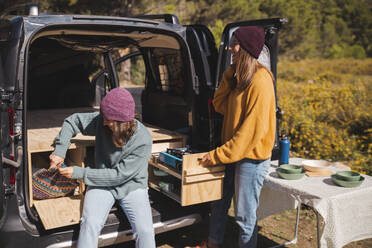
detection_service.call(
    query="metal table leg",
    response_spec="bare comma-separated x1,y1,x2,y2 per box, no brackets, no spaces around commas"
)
316,211,321,248
268,203,301,248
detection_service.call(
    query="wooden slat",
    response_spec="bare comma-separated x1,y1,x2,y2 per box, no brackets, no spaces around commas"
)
152,140,185,153
184,172,225,183
28,152,33,207
184,165,225,176
149,160,182,179
33,196,83,230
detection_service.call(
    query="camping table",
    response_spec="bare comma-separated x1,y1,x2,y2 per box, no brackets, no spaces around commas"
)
262,158,372,248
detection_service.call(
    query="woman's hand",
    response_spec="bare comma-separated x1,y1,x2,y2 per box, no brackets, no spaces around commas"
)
199,153,213,166
58,166,74,178
49,154,64,168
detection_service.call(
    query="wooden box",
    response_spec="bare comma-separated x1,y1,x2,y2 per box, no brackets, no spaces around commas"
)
149,152,225,206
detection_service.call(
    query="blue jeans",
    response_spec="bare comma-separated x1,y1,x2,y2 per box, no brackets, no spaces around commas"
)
208,159,270,248
77,187,156,248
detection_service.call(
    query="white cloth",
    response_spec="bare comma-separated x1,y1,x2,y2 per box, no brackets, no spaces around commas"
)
262,158,372,248
257,186,297,220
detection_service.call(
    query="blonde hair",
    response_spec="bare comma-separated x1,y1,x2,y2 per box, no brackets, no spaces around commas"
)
105,119,137,147
233,47,273,90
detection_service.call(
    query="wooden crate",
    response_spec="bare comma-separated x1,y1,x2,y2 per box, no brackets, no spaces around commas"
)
149,152,225,206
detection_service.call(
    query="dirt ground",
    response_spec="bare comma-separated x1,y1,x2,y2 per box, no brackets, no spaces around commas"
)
113,206,372,248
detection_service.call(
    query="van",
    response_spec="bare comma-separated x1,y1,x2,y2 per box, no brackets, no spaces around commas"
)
0,9,286,248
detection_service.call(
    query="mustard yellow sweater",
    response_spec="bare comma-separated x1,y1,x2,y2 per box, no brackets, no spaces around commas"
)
209,66,276,164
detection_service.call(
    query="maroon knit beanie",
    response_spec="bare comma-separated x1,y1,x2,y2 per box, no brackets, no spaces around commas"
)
233,26,265,59
100,88,135,122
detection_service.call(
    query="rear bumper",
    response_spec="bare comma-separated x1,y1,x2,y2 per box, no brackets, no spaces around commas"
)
48,213,202,248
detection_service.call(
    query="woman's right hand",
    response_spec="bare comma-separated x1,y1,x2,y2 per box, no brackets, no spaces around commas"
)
49,154,64,168
200,153,213,166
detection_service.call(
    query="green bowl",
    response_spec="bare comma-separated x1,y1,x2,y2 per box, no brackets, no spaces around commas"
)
279,164,303,174
335,171,360,181
331,174,364,188
276,168,306,180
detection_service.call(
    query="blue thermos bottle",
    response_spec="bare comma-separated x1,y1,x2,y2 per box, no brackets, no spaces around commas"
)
279,134,290,165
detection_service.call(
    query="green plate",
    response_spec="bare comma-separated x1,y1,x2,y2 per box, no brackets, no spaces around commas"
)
331,174,365,188
279,164,303,174
335,171,361,181
276,168,306,180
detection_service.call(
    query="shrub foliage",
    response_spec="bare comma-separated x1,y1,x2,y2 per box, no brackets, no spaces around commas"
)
278,59,372,175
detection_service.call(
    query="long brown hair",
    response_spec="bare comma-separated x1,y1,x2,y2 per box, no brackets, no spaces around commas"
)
233,47,273,91
105,119,137,147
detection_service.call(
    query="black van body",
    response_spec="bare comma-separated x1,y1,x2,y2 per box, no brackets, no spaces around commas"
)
0,12,285,248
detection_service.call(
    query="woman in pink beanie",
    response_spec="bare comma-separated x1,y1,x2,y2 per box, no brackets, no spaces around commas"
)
188,26,276,248
49,87,156,248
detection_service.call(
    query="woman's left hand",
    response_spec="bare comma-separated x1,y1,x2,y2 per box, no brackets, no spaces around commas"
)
200,153,213,166
58,166,74,178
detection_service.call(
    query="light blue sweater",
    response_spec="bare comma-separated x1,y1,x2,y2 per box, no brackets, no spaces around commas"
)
53,112,152,200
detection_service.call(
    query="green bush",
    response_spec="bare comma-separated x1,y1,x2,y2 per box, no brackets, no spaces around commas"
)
326,43,367,59
278,59,372,175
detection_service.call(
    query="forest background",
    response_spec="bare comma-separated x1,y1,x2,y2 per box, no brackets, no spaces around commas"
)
2,0,371,175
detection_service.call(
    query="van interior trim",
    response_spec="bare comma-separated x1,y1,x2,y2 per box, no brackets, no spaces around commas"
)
31,29,180,50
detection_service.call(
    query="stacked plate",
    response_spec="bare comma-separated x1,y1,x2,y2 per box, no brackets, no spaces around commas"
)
302,159,333,176
276,164,306,180
331,171,365,188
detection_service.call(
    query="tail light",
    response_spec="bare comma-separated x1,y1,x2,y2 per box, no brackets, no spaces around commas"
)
9,167,15,184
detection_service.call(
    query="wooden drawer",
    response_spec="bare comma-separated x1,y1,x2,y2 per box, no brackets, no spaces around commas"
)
149,152,225,206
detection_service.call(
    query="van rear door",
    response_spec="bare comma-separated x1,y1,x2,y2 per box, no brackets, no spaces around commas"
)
0,18,13,230
184,24,218,150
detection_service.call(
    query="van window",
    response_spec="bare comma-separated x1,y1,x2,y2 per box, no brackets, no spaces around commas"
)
27,37,101,110
152,48,184,95
113,48,145,87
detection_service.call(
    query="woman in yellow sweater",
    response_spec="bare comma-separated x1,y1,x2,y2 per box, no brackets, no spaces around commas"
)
192,26,276,248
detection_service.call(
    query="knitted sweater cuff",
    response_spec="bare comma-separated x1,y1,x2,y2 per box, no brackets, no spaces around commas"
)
72,166,85,179
52,145,67,159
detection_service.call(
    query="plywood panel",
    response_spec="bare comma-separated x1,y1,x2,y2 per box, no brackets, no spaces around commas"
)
27,107,98,130
181,153,225,206
27,107,97,153
184,165,225,176
149,159,182,179
184,172,224,184
146,124,186,142
152,140,185,153
27,108,186,153
33,196,83,230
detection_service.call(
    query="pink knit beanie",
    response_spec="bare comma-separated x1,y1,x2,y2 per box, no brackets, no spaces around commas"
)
100,88,135,122
233,26,265,59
